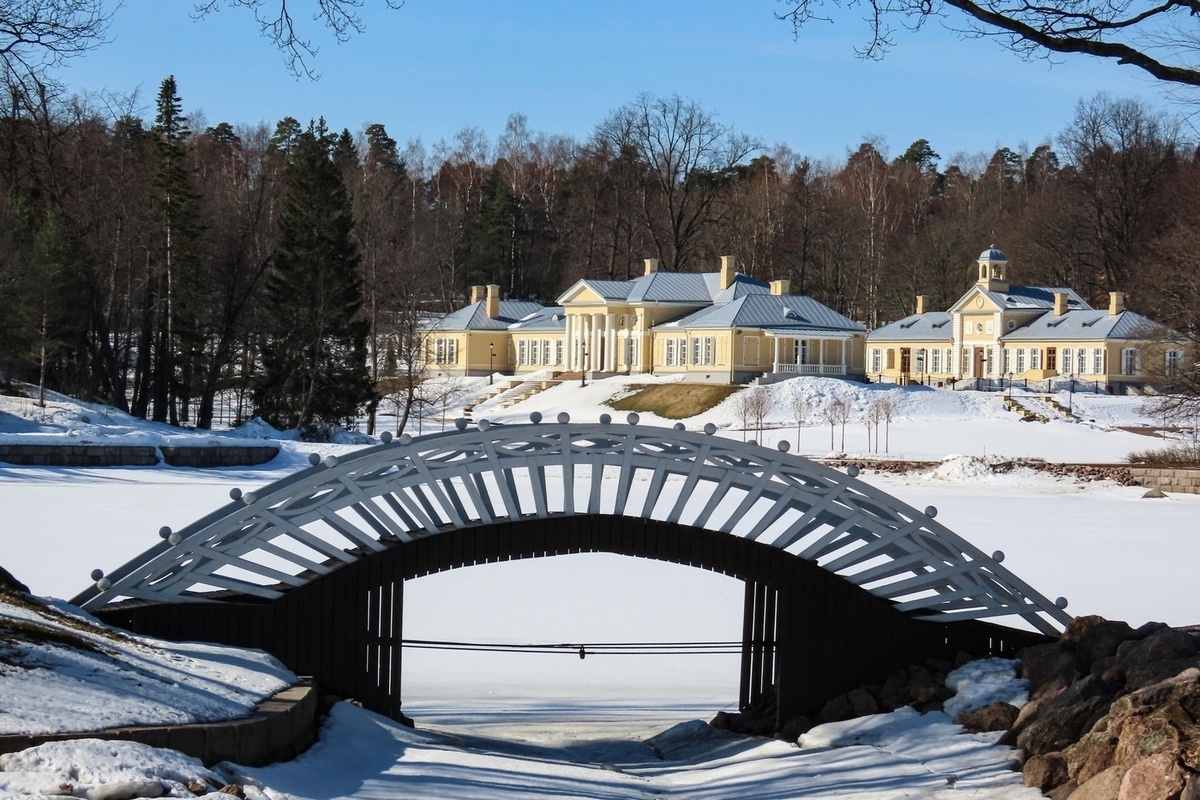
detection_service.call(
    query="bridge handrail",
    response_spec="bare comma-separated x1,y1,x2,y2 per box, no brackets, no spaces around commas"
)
72,416,1072,635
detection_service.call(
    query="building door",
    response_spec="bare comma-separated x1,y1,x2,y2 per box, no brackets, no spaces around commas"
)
900,348,911,374
973,347,984,378
1047,348,1057,372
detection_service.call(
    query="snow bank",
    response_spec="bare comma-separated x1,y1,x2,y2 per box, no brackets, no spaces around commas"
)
0,739,225,799
0,595,295,735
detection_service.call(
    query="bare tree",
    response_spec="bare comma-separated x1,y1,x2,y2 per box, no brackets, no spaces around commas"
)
821,398,839,451
749,386,774,439
870,395,896,454
193,0,404,78
789,389,809,451
778,0,1200,88
594,93,761,270
734,388,754,441
833,397,852,451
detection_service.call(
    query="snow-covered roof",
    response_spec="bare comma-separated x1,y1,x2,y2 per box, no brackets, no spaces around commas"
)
509,306,566,332
1001,309,1164,341
422,300,546,332
868,312,954,342
652,294,863,333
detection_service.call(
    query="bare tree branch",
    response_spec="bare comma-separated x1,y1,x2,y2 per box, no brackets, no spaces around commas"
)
778,0,1200,87
0,0,111,83
193,0,404,79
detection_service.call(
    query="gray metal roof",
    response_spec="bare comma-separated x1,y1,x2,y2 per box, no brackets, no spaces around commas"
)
572,279,637,301
559,271,769,305
868,312,954,342
509,306,566,332
1001,309,1164,341
981,286,1090,311
422,300,546,332
653,294,864,333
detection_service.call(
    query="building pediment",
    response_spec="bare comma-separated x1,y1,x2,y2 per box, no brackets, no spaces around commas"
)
948,287,1002,314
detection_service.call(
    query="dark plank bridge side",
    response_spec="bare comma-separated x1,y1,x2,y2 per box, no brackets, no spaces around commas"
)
98,515,1048,732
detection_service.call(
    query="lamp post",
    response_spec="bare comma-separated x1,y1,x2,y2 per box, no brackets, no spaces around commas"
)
1067,372,1074,414
580,344,588,387
1006,372,1013,399
489,342,495,385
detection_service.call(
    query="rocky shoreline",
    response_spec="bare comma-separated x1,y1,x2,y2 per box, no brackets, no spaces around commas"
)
716,613,1200,798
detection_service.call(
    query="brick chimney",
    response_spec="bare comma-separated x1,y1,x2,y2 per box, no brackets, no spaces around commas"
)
1109,292,1125,315
644,258,659,276
720,255,736,290
470,285,485,304
486,284,501,319
770,279,790,296
915,295,927,315
1054,292,1068,316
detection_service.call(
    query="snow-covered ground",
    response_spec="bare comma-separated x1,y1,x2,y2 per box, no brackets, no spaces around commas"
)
0,376,1192,798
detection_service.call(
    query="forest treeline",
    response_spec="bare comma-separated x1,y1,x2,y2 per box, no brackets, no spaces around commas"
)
0,81,1197,430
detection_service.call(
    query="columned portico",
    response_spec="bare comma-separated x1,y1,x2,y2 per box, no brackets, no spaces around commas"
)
769,334,850,376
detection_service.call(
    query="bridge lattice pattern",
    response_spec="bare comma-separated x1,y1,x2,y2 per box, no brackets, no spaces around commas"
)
74,415,1070,635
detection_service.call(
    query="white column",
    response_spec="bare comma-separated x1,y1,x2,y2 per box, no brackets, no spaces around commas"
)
564,314,575,370
590,314,602,372
773,337,781,372
605,314,616,371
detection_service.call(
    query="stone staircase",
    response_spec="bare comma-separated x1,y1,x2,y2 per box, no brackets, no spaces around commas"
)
463,371,561,419
1001,394,1059,423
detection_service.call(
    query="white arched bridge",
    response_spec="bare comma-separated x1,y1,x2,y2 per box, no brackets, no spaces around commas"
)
77,414,1070,730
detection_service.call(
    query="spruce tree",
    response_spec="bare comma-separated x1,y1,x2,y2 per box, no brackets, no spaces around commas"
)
149,75,201,425
255,120,375,435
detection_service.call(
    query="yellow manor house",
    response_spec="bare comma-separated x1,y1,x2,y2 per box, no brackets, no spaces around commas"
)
421,248,1181,392
867,248,1181,392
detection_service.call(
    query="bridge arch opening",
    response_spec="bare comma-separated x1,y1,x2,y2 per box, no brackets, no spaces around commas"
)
401,552,744,726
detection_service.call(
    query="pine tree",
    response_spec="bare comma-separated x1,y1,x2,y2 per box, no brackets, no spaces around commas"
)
255,120,375,435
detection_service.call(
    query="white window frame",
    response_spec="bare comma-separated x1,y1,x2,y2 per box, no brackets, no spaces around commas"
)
945,348,954,375
1166,349,1183,378
871,348,882,373
1016,348,1026,373
1093,348,1105,375
1030,348,1042,371
931,348,941,374
1062,347,1073,375
915,348,927,373
434,338,458,365
1122,347,1139,376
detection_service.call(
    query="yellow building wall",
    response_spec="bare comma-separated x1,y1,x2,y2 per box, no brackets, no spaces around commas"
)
866,341,956,384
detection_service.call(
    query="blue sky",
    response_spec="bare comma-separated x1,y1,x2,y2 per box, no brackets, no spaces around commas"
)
57,0,1177,165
